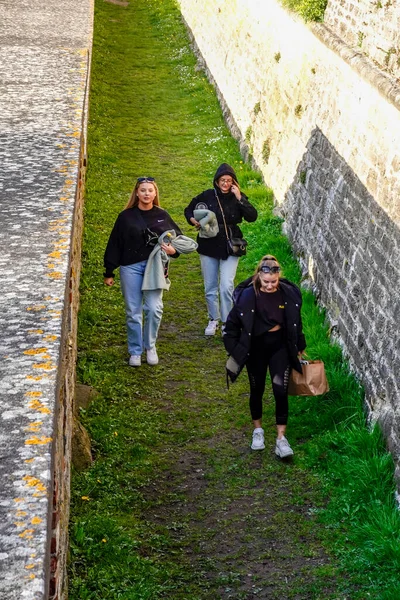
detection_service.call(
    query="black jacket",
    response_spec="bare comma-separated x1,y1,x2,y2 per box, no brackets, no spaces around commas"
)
224,277,306,379
104,206,182,277
184,164,257,259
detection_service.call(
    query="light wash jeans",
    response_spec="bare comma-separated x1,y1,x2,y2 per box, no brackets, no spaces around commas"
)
120,261,163,356
199,254,239,323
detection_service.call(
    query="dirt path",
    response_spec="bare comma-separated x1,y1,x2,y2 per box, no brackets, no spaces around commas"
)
69,1,345,598
129,253,335,599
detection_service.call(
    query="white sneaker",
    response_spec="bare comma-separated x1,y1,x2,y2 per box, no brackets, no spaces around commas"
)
275,436,294,458
251,428,265,450
205,320,218,336
146,347,159,366
129,355,141,367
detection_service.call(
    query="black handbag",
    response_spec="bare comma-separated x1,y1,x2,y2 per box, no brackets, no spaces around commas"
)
227,229,248,257
215,191,247,257
135,208,159,247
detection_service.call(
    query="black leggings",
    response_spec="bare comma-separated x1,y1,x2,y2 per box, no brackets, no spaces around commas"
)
246,330,291,425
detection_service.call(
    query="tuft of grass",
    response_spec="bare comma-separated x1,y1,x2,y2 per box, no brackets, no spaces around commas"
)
253,101,261,116
294,103,304,117
69,0,400,598
281,0,328,22
262,138,271,164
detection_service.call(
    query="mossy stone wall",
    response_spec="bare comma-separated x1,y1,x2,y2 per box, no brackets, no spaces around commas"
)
177,0,400,480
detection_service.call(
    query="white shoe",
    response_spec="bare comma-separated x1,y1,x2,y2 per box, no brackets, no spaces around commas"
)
251,428,265,450
146,347,159,366
205,319,218,336
275,436,294,458
129,355,141,367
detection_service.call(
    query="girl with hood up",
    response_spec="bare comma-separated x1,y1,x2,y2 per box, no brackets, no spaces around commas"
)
184,163,257,336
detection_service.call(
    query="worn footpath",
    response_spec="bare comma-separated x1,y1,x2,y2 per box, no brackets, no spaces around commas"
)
68,1,377,599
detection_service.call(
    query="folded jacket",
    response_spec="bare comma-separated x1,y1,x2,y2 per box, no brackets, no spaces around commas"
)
193,208,219,238
142,230,198,291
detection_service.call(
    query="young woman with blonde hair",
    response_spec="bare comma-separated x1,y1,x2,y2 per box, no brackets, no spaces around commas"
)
224,255,306,457
104,177,182,367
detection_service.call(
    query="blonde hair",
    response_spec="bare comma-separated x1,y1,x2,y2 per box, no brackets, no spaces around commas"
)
125,179,160,209
252,254,282,294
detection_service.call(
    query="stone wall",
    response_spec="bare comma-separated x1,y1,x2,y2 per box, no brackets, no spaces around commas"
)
176,0,400,478
49,128,88,600
324,0,400,78
0,0,93,598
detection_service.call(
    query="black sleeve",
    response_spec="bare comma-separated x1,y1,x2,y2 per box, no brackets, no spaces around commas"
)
164,213,183,258
238,193,258,223
223,306,242,356
103,215,122,278
297,311,306,352
168,215,182,237
184,192,206,225
294,285,306,352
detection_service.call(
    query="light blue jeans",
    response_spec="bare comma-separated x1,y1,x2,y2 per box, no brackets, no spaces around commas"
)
199,254,239,323
120,261,163,356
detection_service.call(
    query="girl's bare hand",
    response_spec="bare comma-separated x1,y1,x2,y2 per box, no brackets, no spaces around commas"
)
231,184,241,200
161,243,177,256
104,277,114,286
190,217,201,229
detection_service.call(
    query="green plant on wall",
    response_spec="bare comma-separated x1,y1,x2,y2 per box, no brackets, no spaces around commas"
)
262,139,271,164
384,47,397,68
253,102,261,116
294,104,303,118
274,52,281,62
245,125,253,145
281,0,328,22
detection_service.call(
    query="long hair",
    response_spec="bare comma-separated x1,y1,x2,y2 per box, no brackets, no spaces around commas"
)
125,179,160,209
252,254,282,294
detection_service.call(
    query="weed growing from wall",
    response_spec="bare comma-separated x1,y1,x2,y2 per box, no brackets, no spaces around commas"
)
294,103,303,117
245,125,253,145
281,0,328,22
262,139,271,164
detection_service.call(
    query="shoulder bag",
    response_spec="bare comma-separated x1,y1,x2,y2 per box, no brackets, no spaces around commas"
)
215,191,248,257
288,360,329,396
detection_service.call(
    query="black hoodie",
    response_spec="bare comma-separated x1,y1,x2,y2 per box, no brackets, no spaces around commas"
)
184,163,258,259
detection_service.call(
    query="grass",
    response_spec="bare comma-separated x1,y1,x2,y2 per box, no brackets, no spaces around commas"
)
69,0,400,598
281,0,328,22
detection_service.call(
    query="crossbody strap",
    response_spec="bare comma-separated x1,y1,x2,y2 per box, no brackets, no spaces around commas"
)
214,189,230,240
134,206,149,231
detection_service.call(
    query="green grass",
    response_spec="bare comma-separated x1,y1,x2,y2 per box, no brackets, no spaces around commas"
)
69,0,400,598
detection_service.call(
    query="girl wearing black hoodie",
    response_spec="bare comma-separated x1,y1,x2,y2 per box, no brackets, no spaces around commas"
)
184,163,257,336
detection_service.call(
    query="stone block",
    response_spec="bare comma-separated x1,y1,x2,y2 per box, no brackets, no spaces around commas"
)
75,383,98,412
72,416,92,472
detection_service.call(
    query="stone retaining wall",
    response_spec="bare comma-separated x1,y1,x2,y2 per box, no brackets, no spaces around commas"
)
177,0,400,479
324,0,400,78
0,1,93,598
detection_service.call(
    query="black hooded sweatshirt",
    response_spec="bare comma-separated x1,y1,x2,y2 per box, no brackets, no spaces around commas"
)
184,163,258,259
